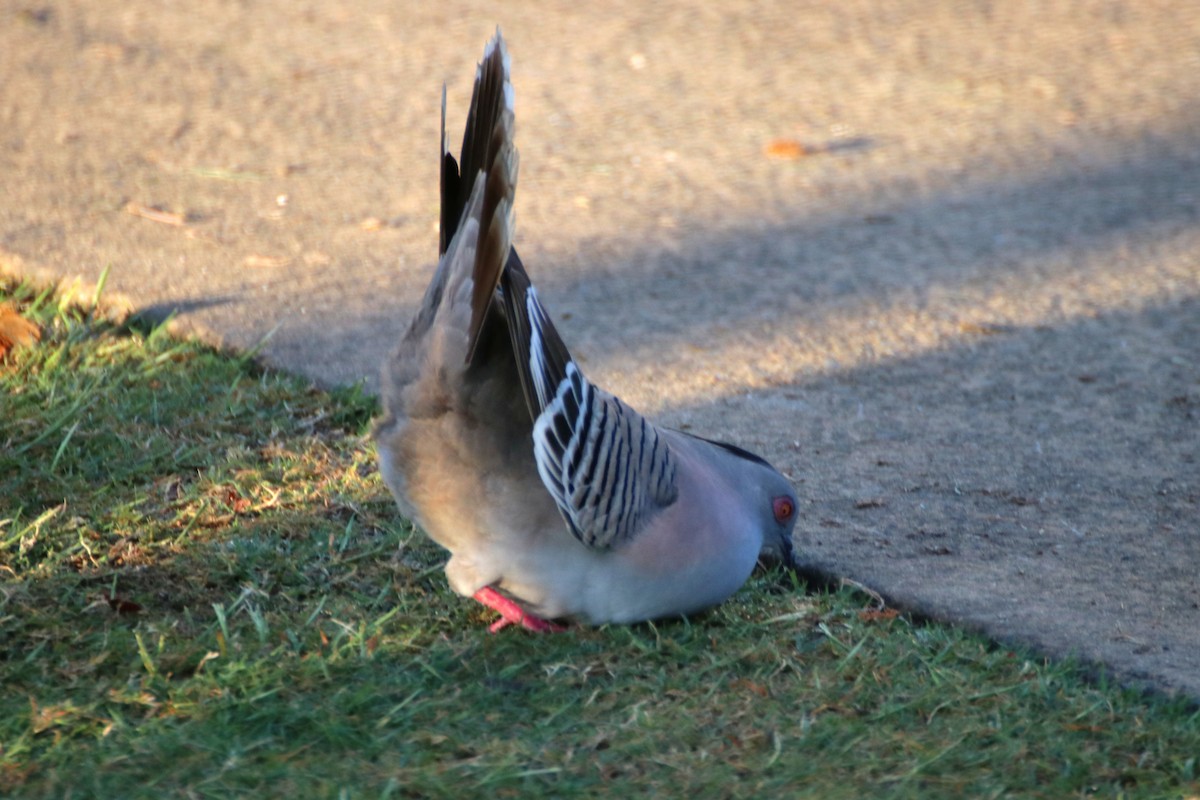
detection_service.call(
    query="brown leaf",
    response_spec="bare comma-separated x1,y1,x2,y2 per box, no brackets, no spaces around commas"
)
0,303,41,360
107,595,143,616
730,677,769,698
219,486,251,513
858,608,900,623
764,139,808,160
30,698,74,734
959,321,1017,336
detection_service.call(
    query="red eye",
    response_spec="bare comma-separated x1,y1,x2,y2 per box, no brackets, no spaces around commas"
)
772,496,795,523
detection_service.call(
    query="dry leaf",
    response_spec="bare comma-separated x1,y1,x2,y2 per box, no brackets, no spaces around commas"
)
764,139,807,160
219,486,252,513
194,651,220,674
729,678,769,698
858,608,900,623
0,303,41,360
107,595,143,616
30,699,76,734
960,321,1017,336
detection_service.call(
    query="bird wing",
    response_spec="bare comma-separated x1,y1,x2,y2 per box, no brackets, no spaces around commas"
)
501,257,679,550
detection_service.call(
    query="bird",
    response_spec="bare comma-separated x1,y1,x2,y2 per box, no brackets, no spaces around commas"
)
374,29,799,632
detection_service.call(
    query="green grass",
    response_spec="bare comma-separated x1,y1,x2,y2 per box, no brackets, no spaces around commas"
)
2,278,1198,799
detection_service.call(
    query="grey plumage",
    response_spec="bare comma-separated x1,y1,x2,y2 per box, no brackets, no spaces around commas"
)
374,30,799,630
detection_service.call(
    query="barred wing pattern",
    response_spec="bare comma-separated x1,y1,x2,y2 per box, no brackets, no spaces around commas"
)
518,282,679,550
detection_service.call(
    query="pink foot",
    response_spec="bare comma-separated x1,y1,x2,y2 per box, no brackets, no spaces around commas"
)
473,587,565,633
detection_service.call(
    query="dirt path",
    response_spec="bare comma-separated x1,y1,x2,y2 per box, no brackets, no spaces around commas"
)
4,1,1197,697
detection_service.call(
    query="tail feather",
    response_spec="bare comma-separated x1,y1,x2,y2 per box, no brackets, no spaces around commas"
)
459,31,517,366
438,84,457,257
412,32,513,349
440,33,512,257
435,30,572,422
500,253,573,421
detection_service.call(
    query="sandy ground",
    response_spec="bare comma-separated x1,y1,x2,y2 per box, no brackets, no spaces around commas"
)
3,2,1198,697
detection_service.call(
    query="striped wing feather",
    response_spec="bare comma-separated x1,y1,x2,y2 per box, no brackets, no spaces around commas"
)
501,258,678,550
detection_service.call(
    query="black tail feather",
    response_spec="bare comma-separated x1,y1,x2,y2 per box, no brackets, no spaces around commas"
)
500,251,574,422
438,31,515,367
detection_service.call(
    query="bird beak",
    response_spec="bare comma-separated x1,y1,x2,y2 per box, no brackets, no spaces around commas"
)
780,534,798,569
760,534,797,570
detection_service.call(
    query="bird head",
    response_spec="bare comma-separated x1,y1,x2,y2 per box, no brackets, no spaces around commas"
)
699,437,799,568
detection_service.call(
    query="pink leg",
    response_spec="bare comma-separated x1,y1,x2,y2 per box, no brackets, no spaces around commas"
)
473,587,565,633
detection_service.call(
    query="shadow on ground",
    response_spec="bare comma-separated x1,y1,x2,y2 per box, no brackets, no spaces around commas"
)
247,111,1200,404
679,297,1199,698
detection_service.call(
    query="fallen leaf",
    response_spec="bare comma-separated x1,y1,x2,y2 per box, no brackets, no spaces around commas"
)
30,698,77,734
106,595,143,616
764,139,807,160
0,303,41,360
959,321,1017,336
194,651,220,674
220,487,252,513
858,608,900,623
730,678,769,698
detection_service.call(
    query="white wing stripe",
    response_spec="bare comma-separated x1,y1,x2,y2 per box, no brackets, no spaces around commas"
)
525,286,677,549
531,361,677,549
525,287,554,409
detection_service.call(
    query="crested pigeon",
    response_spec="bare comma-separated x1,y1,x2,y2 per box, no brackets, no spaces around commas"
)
374,30,799,632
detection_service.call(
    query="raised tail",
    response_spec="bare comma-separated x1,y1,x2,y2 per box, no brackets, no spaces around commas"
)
404,29,517,367
454,31,518,367
445,31,679,552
